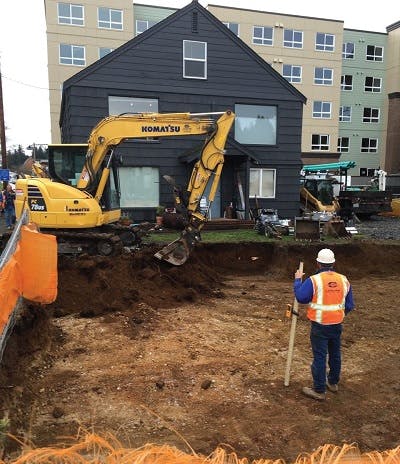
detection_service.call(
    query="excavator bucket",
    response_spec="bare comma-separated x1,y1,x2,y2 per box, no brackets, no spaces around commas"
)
154,229,199,266
295,218,320,240
322,219,352,238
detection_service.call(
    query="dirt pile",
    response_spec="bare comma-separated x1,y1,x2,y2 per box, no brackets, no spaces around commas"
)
0,241,400,462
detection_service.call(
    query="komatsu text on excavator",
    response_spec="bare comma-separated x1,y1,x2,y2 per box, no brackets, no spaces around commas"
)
14,110,235,265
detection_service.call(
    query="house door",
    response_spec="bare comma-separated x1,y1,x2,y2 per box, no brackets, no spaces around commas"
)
201,178,221,219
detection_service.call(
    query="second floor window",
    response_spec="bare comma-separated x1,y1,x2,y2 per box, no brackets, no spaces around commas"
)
59,44,85,66
342,42,355,59
283,29,303,48
235,104,277,145
183,40,207,79
361,138,378,153
365,76,382,92
222,22,239,36
338,137,350,153
99,47,114,59
366,45,384,61
311,134,330,151
58,3,84,25
315,32,335,52
314,67,333,85
136,19,157,35
339,106,352,122
313,101,332,119
253,26,273,46
282,64,302,83
341,75,353,91
363,108,380,123
98,7,123,30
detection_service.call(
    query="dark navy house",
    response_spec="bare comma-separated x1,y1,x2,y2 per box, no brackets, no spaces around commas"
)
60,0,306,222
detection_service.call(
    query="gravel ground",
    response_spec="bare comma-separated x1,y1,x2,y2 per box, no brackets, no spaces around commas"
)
353,215,400,240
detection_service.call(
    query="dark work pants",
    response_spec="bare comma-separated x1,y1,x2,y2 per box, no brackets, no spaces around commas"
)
310,321,342,393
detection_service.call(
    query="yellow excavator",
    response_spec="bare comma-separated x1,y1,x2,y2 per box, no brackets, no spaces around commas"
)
14,110,235,265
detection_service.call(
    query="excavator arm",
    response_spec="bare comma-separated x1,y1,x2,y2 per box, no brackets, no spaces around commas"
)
154,110,235,265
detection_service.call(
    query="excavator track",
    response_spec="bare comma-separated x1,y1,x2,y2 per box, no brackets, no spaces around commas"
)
48,230,124,256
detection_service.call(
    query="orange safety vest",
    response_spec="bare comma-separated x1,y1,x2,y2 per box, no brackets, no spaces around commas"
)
307,271,350,325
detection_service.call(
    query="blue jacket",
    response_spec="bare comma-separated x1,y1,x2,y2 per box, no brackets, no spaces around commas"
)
2,190,15,211
294,267,354,315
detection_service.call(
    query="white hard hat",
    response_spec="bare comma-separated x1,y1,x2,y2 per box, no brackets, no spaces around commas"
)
316,248,335,264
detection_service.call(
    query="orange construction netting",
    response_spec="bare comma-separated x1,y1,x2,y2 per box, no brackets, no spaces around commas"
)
1,433,399,464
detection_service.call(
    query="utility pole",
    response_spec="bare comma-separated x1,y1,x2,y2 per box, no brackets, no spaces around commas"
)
0,60,7,169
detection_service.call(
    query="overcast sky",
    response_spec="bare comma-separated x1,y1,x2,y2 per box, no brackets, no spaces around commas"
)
0,0,398,150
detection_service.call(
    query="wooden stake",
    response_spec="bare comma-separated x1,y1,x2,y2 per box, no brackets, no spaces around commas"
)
284,261,304,387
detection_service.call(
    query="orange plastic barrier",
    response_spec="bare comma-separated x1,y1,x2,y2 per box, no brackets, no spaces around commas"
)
0,224,57,335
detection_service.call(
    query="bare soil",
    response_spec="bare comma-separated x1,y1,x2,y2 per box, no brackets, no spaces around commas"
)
1,241,400,462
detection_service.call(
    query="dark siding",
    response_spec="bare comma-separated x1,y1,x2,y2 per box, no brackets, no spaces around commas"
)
61,3,304,221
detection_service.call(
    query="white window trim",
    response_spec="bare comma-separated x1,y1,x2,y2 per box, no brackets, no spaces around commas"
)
59,44,86,66
57,3,84,26
183,40,207,79
283,64,302,83
314,67,333,86
361,138,379,153
339,106,352,123
315,32,335,52
311,134,330,151
222,21,240,36
366,45,384,62
362,108,380,123
98,7,123,30
98,47,114,59
342,42,355,59
341,75,353,91
364,76,382,93
249,168,276,199
338,137,350,153
283,29,303,49
252,26,274,46
312,101,332,119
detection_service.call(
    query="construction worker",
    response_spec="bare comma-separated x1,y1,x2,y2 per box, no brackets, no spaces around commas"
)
294,248,355,400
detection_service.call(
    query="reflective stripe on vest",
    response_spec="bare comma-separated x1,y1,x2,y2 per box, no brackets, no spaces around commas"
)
307,272,349,324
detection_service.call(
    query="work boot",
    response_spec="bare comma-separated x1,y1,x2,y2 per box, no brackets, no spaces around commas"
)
302,386,326,400
326,381,339,393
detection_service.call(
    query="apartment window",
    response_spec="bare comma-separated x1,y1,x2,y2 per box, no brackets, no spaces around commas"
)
59,44,85,66
235,104,277,145
98,7,123,30
119,167,159,207
366,45,384,61
338,137,350,153
282,64,302,83
361,138,378,153
136,19,157,35
339,106,352,122
311,134,330,151
249,168,276,198
99,47,114,59
222,22,239,36
365,76,382,93
315,32,335,52
341,75,353,91
58,3,84,25
313,101,332,119
108,96,158,115
253,26,273,46
314,67,333,85
183,40,207,79
363,108,380,123
283,29,303,48
342,42,354,59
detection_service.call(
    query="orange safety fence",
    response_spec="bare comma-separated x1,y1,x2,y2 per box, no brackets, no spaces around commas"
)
0,223,57,335
0,432,399,464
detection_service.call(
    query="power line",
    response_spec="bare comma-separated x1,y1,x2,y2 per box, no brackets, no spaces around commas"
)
1,74,50,91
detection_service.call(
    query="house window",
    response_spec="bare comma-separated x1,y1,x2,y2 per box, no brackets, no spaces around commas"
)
339,106,352,122
222,22,239,36
366,45,383,61
282,64,302,83
119,167,159,207
311,134,330,151
59,44,85,65
253,26,273,46
235,104,277,145
108,96,158,115
341,75,353,91
183,40,207,79
364,76,382,92
98,7,123,30
99,47,114,59
361,138,378,153
58,3,84,25
136,19,157,35
283,29,303,48
315,32,335,52
313,101,332,119
314,67,333,85
338,137,350,153
342,42,354,59
249,168,276,198
363,108,380,123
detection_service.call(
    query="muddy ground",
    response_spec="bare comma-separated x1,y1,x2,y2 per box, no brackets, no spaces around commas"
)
0,240,400,462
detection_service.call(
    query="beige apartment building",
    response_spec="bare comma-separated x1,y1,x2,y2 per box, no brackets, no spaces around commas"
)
44,1,400,173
